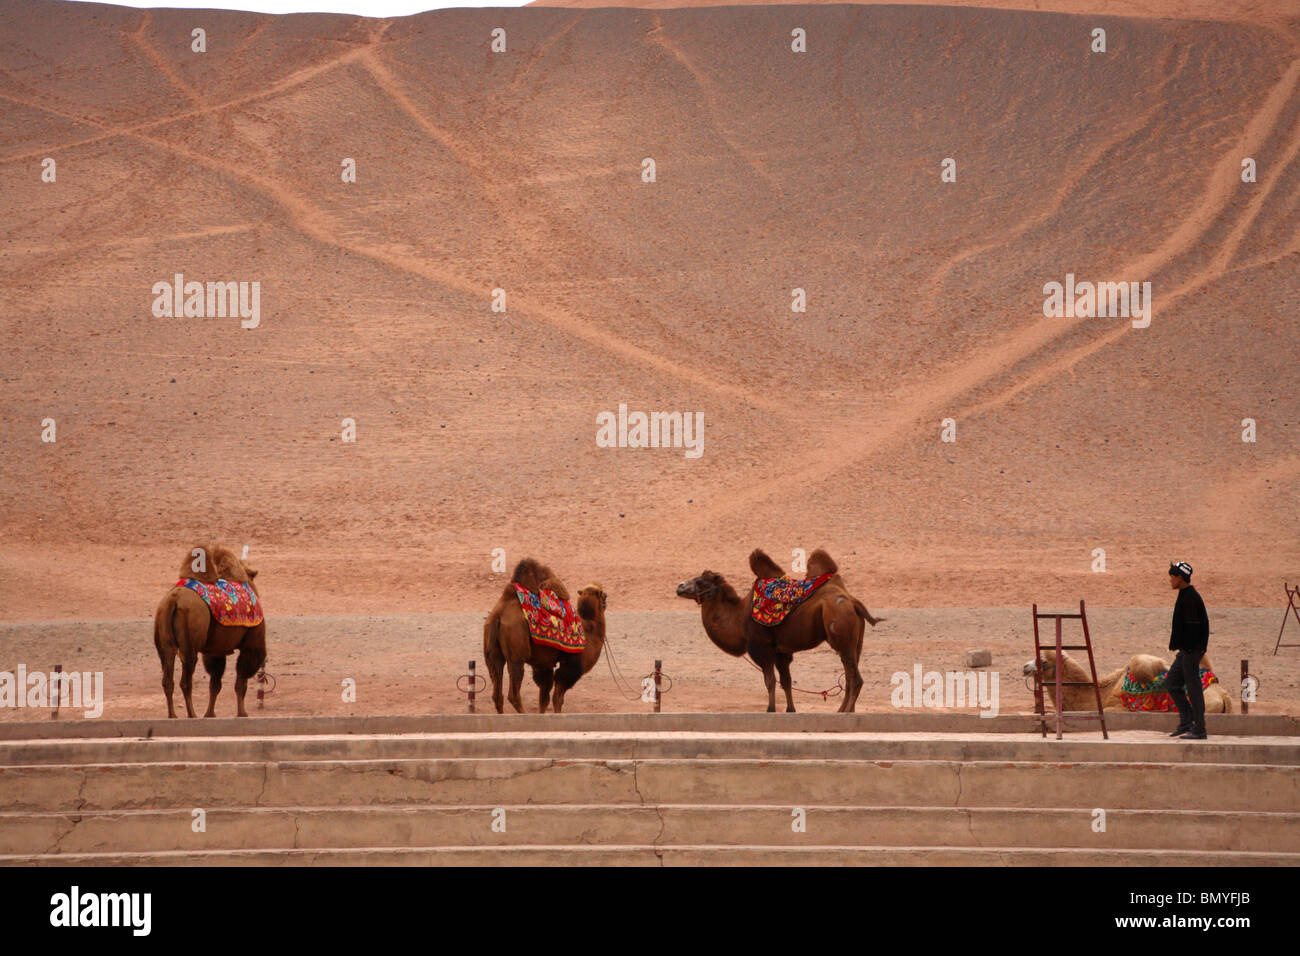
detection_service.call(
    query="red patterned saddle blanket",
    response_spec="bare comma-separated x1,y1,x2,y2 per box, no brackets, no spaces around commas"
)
177,578,264,627
750,573,834,626
513,584,586,654
1118,667,1217,712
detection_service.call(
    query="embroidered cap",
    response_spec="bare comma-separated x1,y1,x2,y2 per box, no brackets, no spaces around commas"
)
1169,561,1193,581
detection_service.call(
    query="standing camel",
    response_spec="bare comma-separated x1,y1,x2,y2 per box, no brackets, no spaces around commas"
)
153,543,267,718
676,548,882,712
483,558,607,713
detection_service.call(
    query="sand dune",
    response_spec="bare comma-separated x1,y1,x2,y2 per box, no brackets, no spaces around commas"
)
0,0,1296,623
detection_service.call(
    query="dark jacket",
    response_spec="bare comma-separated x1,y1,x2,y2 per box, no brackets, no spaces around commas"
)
1169,585,1209,652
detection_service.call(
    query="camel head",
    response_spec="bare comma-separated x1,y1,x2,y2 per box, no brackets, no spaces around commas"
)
577,584,606,623
1023,648,1070,682
675,570,738,605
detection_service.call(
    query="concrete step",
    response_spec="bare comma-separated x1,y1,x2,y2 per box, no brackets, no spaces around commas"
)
3,732,1295,767
2,757,1295,812
6,845,1298,866
3,711,1294,740
2,804,1295,856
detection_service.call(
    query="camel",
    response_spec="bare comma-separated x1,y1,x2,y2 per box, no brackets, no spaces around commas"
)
675,548,883,713
153,542,267,718
482,558,607,713
1023,649,1232,713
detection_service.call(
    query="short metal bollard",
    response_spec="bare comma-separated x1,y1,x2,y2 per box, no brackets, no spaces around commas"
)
255,668,275,710
457,661,486,713
1241,659,1259,714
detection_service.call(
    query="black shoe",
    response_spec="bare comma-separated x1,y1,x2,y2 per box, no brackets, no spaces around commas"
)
1179,729,1207,740
1168,724,1191,737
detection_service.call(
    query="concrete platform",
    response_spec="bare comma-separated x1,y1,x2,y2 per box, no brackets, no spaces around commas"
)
2,805,1296,856
1,714,1295,866
2,711,1296,739
10,846,1298,867
2,730,1297,766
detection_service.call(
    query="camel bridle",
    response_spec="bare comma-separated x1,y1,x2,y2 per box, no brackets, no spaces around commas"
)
690,579,720,603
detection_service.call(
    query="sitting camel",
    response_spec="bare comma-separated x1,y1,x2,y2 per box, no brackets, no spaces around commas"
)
153,542,267,718
483,558,607,713
676,548,882,713
1023,649,1232,713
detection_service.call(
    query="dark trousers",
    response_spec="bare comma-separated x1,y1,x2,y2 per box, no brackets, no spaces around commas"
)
1166,649,1206,731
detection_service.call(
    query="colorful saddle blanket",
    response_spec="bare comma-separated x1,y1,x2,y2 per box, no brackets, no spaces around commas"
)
750,573,834,626
513,584,586,654
1118,667,1218,712
177,578,264,627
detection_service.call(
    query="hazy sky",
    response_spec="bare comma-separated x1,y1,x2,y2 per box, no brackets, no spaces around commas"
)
66,0,534,13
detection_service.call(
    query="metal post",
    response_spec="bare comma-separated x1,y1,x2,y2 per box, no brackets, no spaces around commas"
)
51,664,62,720
653,659,662,713
468,660,477,713
1032,604,1045,737
1241,659,1249,715
1054,617,1064,740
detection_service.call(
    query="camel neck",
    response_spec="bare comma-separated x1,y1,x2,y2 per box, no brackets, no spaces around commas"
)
701,596,748,657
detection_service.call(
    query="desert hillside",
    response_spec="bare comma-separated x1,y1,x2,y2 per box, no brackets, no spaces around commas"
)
0,0,1297,619
528,0,1300,31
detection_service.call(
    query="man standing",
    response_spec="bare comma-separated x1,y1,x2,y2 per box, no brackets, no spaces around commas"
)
1166,561,1209,739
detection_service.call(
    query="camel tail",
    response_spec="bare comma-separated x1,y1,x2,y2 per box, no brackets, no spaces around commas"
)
154,589,180,658
483,609,502,662
851,598,884,627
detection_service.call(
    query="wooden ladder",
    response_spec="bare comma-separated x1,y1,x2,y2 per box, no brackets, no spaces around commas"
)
1032,600,1108,740
1274,582,1300,655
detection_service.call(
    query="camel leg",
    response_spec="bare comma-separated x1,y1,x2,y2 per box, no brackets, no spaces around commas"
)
552,657,581,714
179,652,199,718
745,640,779,713
484,627,506,714
759,660,778,712
234,643,266,718
157,641,177,719
506,660,526,714
202,654,226,718
486,653,505,714
837,648,864,713
533,664,555,714
825,601,865,712
775,655,796,713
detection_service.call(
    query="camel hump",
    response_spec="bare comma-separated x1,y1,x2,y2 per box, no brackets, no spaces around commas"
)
748,549,784,579
510,558,547,590
178,541,250,583
1127,654,1169,684
806,549,838,577
541,576,570,602
179,542,216,583
210,544,251,583
509,558,569,601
